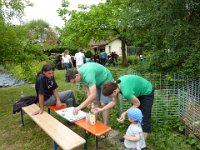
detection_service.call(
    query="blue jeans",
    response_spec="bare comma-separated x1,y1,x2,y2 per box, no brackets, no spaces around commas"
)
96,86,112,104
63,63,71,70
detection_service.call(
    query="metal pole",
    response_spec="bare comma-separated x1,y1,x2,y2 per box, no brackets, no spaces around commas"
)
53,142,57,150
84,130,88,150
21,109,24,127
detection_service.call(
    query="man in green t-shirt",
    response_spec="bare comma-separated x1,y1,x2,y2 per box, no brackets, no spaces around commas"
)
65,62,113,125
96,75,154,139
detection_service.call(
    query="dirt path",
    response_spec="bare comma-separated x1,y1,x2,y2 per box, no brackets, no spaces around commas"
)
107,129,125,150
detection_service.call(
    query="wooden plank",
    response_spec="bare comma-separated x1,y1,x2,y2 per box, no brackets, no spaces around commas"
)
22,104,85,150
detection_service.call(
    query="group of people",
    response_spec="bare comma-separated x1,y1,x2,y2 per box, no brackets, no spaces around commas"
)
60,49,119,71
33,62,154,150
61,49,85,70
93,50,119,66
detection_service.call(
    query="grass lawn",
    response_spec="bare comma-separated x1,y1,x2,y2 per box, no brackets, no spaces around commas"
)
0,68,198,150
0,70,117,150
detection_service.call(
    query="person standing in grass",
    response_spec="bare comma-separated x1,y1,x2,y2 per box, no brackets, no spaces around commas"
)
65,62,113,125
32,63,76,115
62,50,74,70
123,108,146,150
95,75,154,139
74,48,85,68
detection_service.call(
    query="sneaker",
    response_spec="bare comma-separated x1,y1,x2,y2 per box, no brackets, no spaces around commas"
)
119,137,124,142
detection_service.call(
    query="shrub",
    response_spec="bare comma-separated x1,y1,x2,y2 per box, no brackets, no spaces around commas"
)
5,61,48,83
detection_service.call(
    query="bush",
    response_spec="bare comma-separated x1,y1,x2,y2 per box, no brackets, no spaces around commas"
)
85,50,93,58
5,61,48,83
127,55,140,65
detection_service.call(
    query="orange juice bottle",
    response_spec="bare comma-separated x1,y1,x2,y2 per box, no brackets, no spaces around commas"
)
90,103,96,125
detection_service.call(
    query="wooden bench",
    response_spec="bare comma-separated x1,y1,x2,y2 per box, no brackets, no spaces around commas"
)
21,104,85,150
48,105,111,150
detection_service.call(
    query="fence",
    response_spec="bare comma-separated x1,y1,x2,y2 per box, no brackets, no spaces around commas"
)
119,72,200,139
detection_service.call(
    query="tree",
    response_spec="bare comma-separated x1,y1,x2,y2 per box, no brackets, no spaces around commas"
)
58,0,130,66
0,0,32,22
127,0,200,77
25,19,59,51
0,0,33,64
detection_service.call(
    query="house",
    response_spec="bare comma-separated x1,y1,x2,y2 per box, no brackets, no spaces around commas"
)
89,38,127,56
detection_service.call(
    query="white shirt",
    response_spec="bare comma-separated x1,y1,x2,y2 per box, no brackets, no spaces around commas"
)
74,52,85,66
124,123,146,150
62,55,71,63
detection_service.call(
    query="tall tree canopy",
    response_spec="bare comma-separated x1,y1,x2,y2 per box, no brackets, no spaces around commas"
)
131,0,200,77
58,0,130,66
0,0,32,64
59,0,200,76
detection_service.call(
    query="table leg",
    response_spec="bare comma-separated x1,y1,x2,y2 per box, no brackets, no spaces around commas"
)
53,141,57,150
84,130,88,150
21,109,24,127
95,136,98,150
48,108,50,114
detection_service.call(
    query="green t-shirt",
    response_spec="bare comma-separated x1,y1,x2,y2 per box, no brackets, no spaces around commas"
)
119,75,153,101
78,62,112,87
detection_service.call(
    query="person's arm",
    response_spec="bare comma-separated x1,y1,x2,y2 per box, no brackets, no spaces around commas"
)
124,133,140,141
73,85,97,114
130,96,140,108
53,89,62,108
32,94,44,115
117,96,140,123
95,96,118,113
85,85,90,97
69,56,74,67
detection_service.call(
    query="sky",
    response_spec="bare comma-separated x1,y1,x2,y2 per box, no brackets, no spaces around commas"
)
20,0,105,28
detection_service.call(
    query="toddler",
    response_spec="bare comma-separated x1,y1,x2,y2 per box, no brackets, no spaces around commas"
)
124,108,146,150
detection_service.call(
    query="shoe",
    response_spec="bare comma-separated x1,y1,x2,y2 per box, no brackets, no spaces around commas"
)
119,137,124,142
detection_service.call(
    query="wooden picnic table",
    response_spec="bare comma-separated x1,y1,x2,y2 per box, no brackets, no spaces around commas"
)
48,105,111,150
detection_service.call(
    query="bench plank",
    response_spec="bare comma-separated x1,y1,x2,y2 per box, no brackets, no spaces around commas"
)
22,104,85,150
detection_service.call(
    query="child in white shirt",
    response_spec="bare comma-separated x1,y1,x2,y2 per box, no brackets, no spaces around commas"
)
124,108,146,150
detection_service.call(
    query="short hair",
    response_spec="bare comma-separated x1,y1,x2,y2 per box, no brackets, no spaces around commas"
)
102,80,120,96
65,68,78,82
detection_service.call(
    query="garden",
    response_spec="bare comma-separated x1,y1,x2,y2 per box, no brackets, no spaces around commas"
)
1,0,200,149
0,65,200,150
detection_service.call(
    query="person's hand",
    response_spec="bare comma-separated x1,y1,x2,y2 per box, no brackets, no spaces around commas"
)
73,107,80,115
123,135,128,140
87,104,91,109
56,99,62,108
32,109,44,115
117,112,126,123
94,107,103,114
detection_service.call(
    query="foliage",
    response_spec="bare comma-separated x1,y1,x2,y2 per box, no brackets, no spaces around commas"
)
84,50,93,58
1,0,32,22
24,19,59,51
126,0,200,77
0,23,25,64
58,0,129,66
5,61,47,83
58,0,200,76
0,2,59,75
126,55,140,65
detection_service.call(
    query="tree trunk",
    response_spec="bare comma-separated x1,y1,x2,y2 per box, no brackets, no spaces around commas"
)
121,38,128,66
